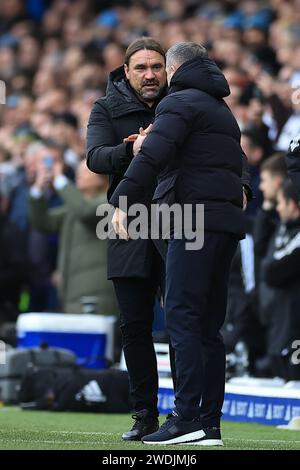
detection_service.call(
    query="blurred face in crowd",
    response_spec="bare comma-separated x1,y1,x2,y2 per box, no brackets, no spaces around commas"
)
51,121,76,146
76,161,108,195
260,170,284,203
30,112,52,139
24,149,41,184
124,49,166,105
241,134,263,166
276,189,299,223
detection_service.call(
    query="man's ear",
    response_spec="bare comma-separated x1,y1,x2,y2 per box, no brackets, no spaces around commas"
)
124,64,129,80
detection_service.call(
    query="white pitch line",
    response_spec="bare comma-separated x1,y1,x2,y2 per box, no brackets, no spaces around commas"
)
0,429,115,436
0,431,114,442
225,438,300,445
1,439,112,446
48,431,114,435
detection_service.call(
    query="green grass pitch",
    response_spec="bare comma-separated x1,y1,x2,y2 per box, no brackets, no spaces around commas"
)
0,407,299,450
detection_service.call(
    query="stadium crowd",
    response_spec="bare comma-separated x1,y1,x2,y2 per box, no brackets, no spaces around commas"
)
1,0,300,380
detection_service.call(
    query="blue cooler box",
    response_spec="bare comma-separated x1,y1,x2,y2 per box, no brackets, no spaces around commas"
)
16,313,116,369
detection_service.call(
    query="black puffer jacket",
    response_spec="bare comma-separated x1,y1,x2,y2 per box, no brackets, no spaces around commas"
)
110,57,246,237
86,67,162,278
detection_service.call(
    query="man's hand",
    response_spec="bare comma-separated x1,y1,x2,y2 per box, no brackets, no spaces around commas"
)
141,124,153,135
123,134,139,143
133,133,147,156
123,124,153,155
112,207,129,240
133,125,153,155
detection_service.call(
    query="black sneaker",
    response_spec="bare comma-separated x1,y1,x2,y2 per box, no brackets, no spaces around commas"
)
122,410,159,441
142,410,205,445
183,426,223,446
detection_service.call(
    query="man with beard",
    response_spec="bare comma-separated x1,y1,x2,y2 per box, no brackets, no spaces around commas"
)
86,38,166,440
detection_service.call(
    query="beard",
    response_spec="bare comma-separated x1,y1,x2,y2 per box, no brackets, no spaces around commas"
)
137,81,164,102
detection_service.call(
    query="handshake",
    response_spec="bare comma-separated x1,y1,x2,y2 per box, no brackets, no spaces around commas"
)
123,124,152,156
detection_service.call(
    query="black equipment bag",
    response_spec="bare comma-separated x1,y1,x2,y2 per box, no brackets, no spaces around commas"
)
0,345,76,403
19,366,131,413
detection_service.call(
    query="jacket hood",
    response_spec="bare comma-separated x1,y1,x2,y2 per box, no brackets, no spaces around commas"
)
169,57,230,98
105,66,142,117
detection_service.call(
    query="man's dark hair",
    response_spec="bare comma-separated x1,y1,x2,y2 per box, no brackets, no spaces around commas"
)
166,42,208,69
280,178,300,204
52,112,78,129
260,153,287,177
124,37,165,66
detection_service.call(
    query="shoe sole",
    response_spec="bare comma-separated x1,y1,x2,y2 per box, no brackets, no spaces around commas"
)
183,439,224,446
142,429,205,445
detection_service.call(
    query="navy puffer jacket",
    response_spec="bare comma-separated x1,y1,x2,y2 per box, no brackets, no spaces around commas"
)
110,56,246,237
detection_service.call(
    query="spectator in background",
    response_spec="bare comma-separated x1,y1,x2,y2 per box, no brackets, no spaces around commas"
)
258,179,300,380
254,152,287,301
241,128,266,217
254,151,287,271
0,205,29,334
50,112,85,170
224,152,288,378
253,154,289,376
29,159,118,316
8,140,72,312
276,83,300,152
0,145,15,213
258,153,288,215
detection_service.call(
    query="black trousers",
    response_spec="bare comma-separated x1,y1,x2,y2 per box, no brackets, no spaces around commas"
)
112,250,164,416
165,232,239,425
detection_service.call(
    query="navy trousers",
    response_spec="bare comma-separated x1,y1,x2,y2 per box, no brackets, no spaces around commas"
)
165,232,239,425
